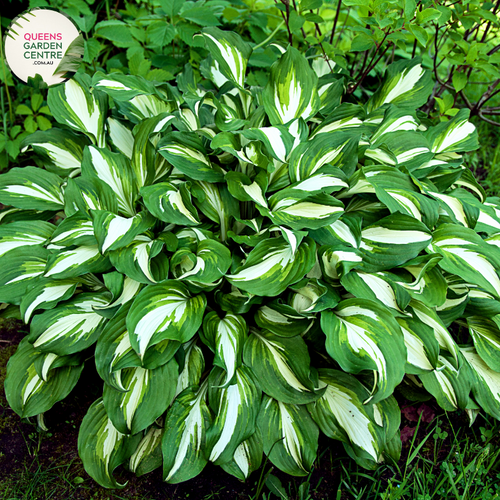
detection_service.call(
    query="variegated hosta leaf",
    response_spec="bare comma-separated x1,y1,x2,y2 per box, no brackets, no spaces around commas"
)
192,182,238,242
257,395,319,476
78,398,142,489
20,278,78,323
199,27,252,89
5,337,83,418
263,46,319,125
255,303,311,337
225,171,268,209
0,246,48,304
396,315,439,374
129,423,164,476
109,236,169,285
127,281,206,359
467,316,500,372
367,58,432,112
48,213,96,248
48,74,107,147
265,191,344,231
171,238,231,285
103,359,178,435
288,278,340,315
202,312,247,386
288,132,357,183
64,177,119,217
308,369,381,463
359,213,432,271
82,145,138,217
220,430,263,480
158,133,224,183
45,245,110,279
94,276,142,315
28,293,108,355
0,167,64,211
430,224,500,299
21,128,89,177
419,355,470,412
162,383,212,484
108,118,134,159
92,71,158,101
227,236,316,297
93,210,154,254
321,299,406,404
462,347,500,420
243,329,321,404
176,340,205,397
426,109,478,154
206,367,261,465
239,125,294,163
408,300,459,367
141,182,200,226
131,113,175,187
0,221,54,257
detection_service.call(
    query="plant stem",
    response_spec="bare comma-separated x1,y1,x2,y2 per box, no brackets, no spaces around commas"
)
329,0,342,44
253,21,285,50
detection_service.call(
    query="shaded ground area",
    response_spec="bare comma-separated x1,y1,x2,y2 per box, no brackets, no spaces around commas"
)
1,320,499,500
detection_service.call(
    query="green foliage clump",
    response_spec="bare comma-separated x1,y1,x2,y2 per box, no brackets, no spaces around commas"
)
2,26,500,490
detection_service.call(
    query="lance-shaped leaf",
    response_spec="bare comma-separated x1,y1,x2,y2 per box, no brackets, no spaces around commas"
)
78,398,141,489
243,329,320,404
239,125,294,163
129,423,164,476
94,276,142,315
419,355,470,412
93,210,154,254
199,28,251,89
408,300,459,367
141,182,200,226
29,294,109,355
288,132,357,183
5,337,83,418
263,46,319,125
162,383,212,483
20,278,78,323
108,118,134,159
396,315,439,374
257,396,319,476
255,303,311,337
82,146,137,217
202,312,247,387
176,340,205,397
103,359,178,435
192,182,238,242
158,133,224,183
265,191,344,231
45,245,110,279
206,366,261,465
426,109,478,154
321,299,406,404
92,71,158,101
0,246,48,304
48,213,96,248
367,58,432,112
318,244,363,280
64,177,118,217
48,74,107,147
359,213,432,271
288,278,340,315
131,113,175,187
430,224,500,299
21,128,89,177
225,171,268,209
308,369,381,463
127,281,206,359
467,316,500,372
109,236,169,285
220,430,263,480
171,238,231,284
0,167,64,211
462,347,500,420
227,236,315,297
0,221,54,257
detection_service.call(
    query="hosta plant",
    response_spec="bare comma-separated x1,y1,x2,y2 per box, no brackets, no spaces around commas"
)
2,27,500,488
